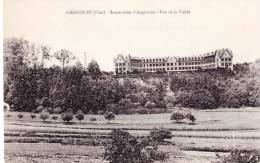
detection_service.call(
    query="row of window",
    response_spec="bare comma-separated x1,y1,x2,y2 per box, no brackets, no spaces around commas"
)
116,58,231,68
115,63,125,66
221,63,232,67
221,58,232,61
116,64,232,72
141,56,207,62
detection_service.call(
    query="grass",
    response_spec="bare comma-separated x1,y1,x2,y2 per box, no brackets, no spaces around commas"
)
4,107,260,162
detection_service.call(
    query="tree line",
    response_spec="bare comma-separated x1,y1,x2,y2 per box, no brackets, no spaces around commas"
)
4,37,260,114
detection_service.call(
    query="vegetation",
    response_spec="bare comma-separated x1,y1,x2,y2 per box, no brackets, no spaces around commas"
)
30,114,37,119
17,113,23,120
104,129,169,163
170,109,196,123
3,37,260,115
51,115,58,120
216,148,260,163
75,110,84,123
104,112,115,123
90,117,97,121
40,111,49,121
149,128,173,143
61,112,74,123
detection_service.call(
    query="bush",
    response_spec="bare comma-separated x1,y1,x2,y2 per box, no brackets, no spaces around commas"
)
75,110,84,123
6,114,11,118
170,108,194,123
90,117,97,121
51,115,58,120
61,112,74,123
104,112,115,123
30,114,37,119
216,148,260,163
17,113,23,119
170,110,186,123
149,128,172,143
189,114,196,124
53,107,62,114
104,129,169,163
40,111,49,121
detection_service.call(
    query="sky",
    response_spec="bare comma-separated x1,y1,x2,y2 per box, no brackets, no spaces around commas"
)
4,0,260,71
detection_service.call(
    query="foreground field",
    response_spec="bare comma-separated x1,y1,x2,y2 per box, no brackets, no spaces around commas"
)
4,107,260,163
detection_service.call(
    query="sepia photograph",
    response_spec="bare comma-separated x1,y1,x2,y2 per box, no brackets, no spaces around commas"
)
2,0,260,162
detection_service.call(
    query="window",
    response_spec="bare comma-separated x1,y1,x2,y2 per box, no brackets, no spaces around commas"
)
171,63,173,66
167,63,169,66
221,63,224,66
171,67,173,70
221,58,224,61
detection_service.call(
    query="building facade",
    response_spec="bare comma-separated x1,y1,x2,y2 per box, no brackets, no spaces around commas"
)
114,48,233,74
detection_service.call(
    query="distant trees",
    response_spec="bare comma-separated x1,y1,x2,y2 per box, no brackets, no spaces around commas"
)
104,112,115,123
54,49,76,70
87,59,101,76
4,37,260,115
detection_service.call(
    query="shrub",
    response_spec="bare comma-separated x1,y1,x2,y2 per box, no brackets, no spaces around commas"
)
170,110,186,123
51,115,58,120
40,111,49,121
216,148,260,163
104,112,115,123
189,114,196,124
30,114,37,119
149,128,172,143
75,110,84,123
17,113,23,119
6,114,11,118
90,117,97,121
104,129,169,163
53,107,62,114
61,112,74,123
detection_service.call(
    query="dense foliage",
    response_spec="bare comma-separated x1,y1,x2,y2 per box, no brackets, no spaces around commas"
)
4,37,260,113
216,148,260,163
104,129,169,163
149,128,173,143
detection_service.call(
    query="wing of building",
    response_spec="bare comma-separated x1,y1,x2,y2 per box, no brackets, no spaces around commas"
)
114,48,233,74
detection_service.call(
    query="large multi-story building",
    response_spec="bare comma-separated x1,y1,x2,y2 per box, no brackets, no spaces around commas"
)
114,48,233,74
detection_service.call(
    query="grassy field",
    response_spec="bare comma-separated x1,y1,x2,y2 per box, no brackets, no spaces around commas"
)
4,107,260,163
